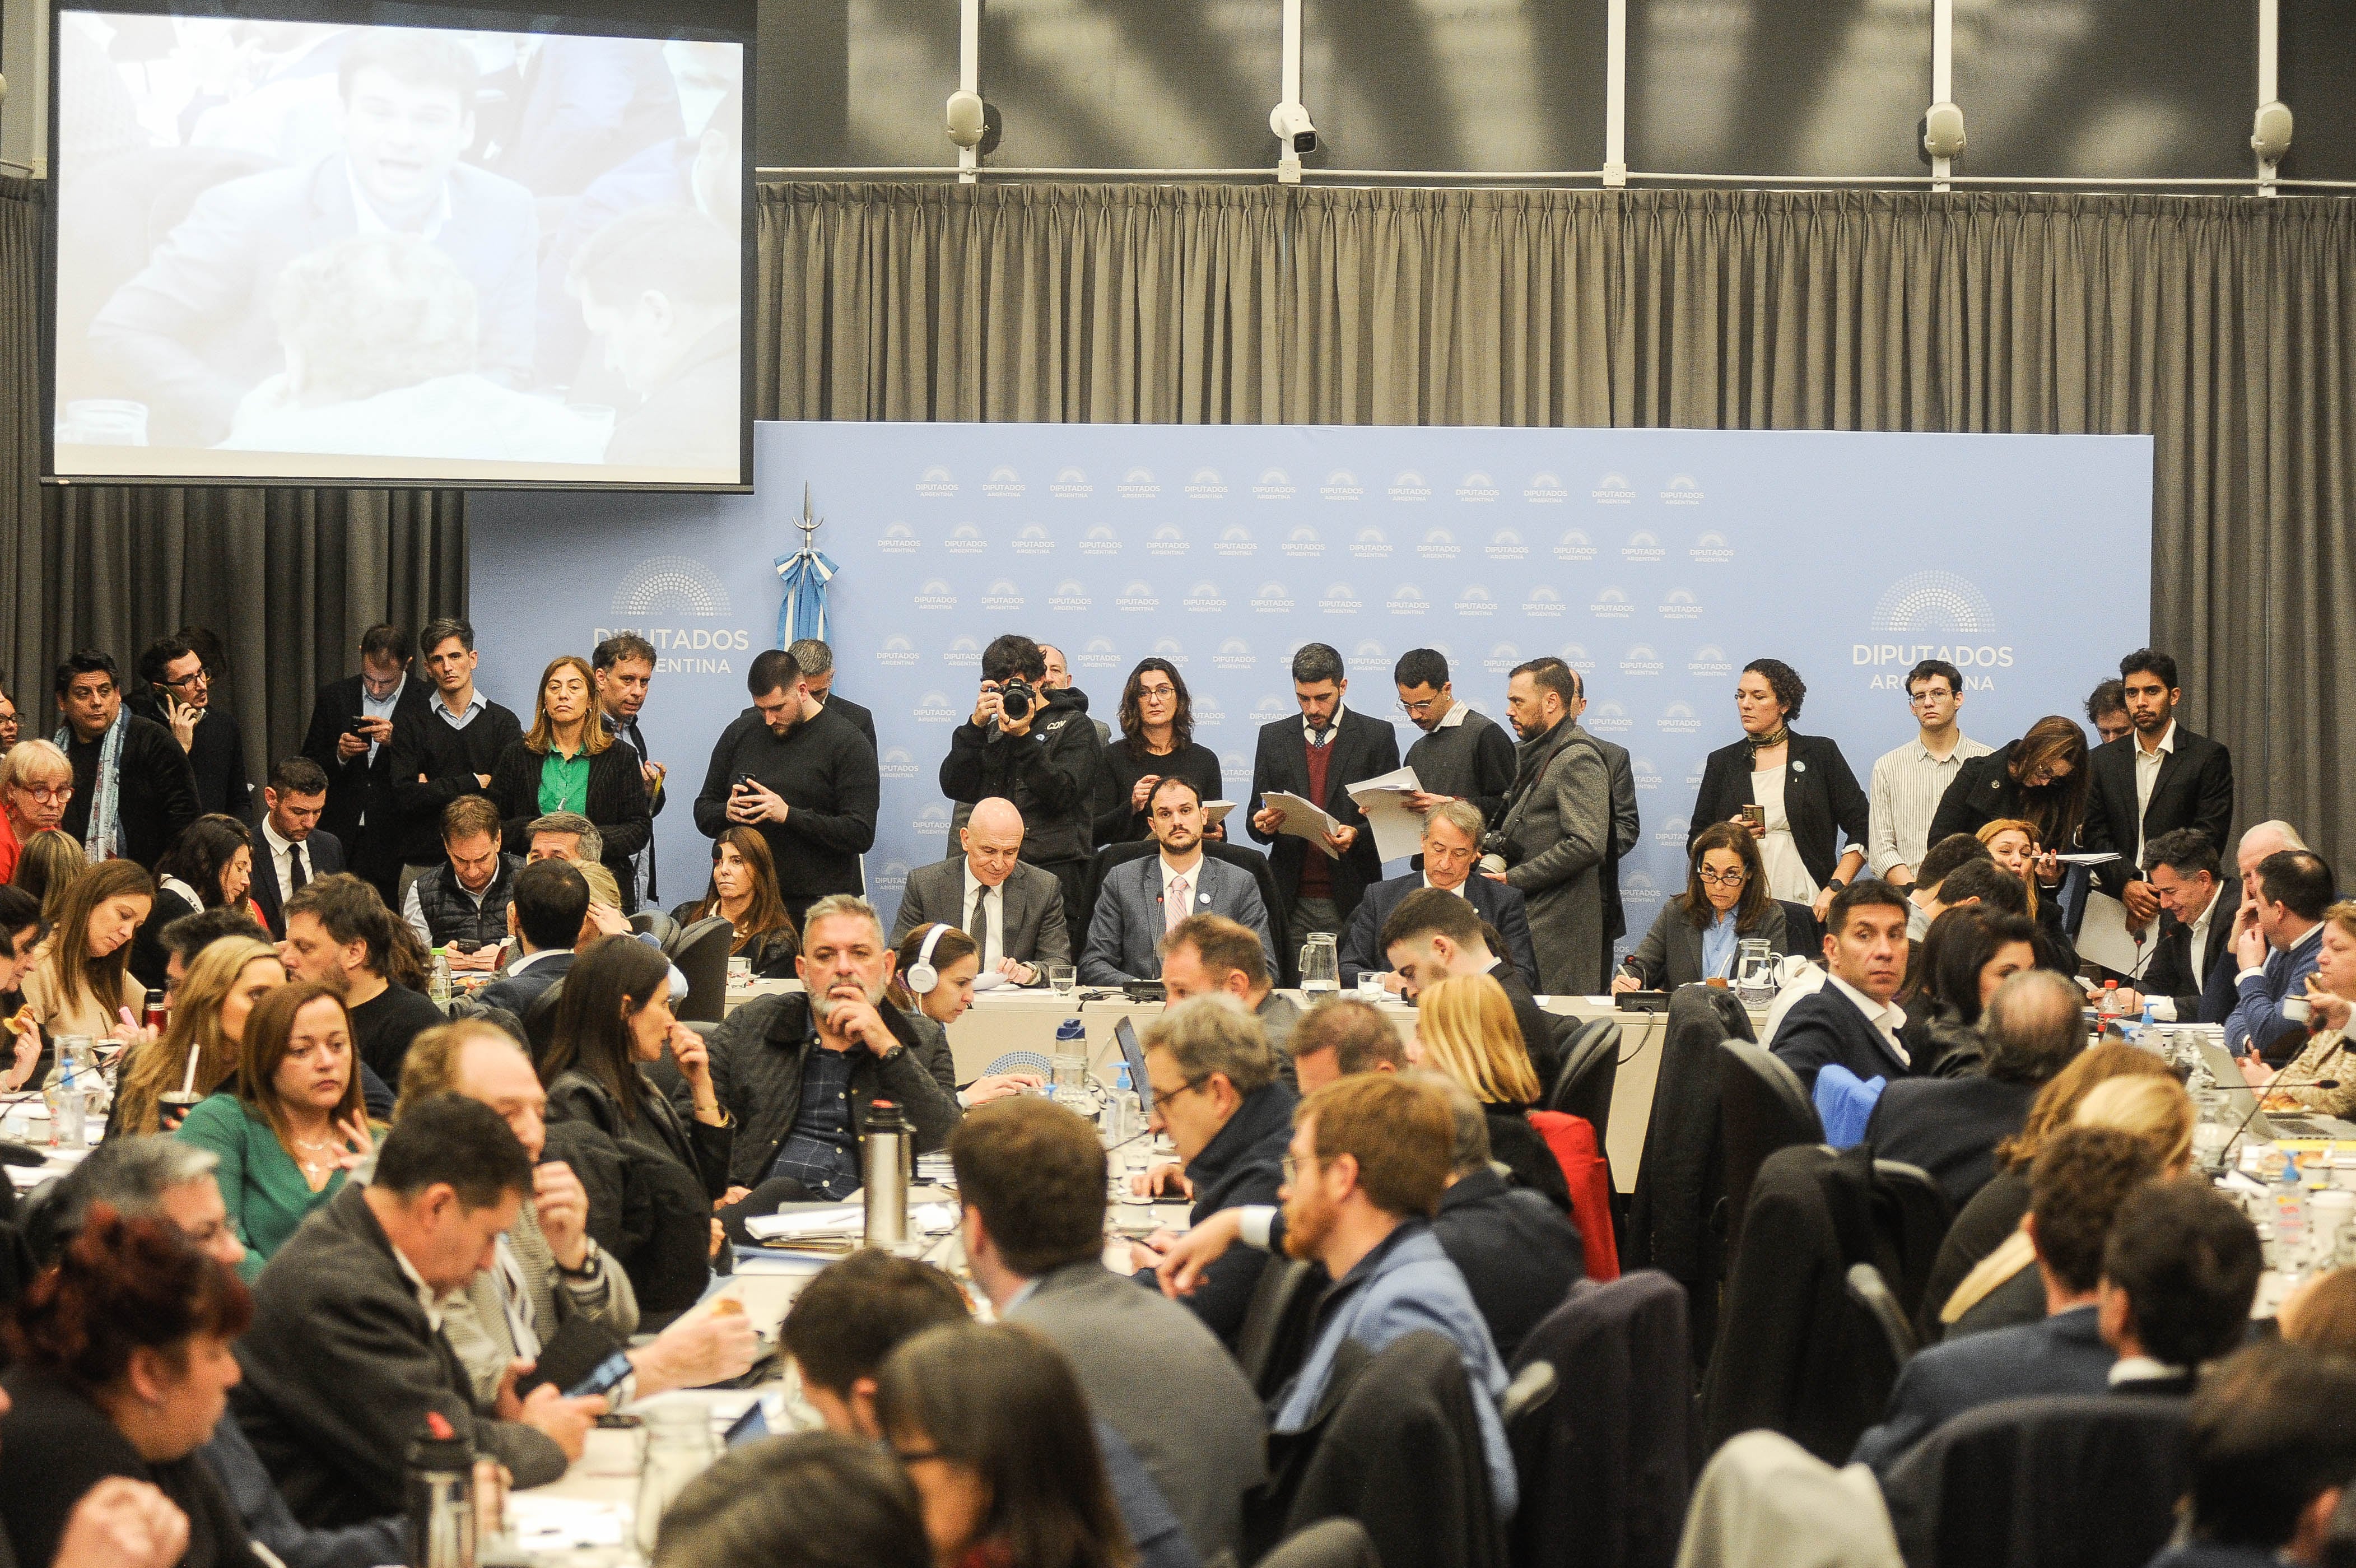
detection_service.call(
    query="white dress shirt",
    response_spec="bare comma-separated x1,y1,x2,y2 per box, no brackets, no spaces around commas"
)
1866,731,1993,878
1301,702,1345,748
1826,972,1910,1069
959,864,1007,974
1422,874,1469,899
359,672,406,773
436,688,488,729
259,815,309,900
2131,720,2176,869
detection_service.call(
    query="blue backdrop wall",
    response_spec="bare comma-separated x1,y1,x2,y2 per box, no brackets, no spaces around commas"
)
469,422,2152,960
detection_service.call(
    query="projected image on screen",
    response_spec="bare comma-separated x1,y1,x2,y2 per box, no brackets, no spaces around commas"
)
50,11,747,486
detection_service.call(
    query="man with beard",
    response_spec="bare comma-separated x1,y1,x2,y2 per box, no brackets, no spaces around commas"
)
702,895,960,1199
695,648,878,926
1483,659,1610,994
2079,648,2235,932
592,634,665,911
1082,777,1274,984
1265,1072,1516,1518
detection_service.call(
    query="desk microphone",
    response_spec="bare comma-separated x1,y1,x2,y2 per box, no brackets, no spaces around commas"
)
2213,1059,2339,1175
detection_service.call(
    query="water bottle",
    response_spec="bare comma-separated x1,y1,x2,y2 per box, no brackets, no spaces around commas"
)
1300,933,1340,1000
406,1411,476,1568
1053,1018,1089,1106
429,950,454,1007
862,1099,912,1249
2275,1157,2310,1275
2096,979,2122,1025
47,1076,86,1151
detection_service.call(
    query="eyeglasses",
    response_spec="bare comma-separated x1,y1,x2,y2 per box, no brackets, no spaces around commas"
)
1907,690,1952,706
15,785,71,804
892,1447,944,1465
158,668,211,690
1152,1076,1205,1109
1281,1152,1319,1185
1395,697,1440,716
1696,867,1748,888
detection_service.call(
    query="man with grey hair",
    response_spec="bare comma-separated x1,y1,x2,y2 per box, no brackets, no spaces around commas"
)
1126,994,1297,1345
1337,798,1539,992
784,638,876,750
527,810,605,868
1865,964,2087,1208
40,1137,410,1568
704,894,960,1197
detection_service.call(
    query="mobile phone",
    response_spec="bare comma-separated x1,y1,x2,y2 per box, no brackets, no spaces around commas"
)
723,1403,769,1448
1740,804,1765,831
732,771,754,792
350,715,370,730
450,938,481,955
565,1349,636,1402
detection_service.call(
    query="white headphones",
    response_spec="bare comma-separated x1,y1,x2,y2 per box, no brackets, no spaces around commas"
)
906,922,949,994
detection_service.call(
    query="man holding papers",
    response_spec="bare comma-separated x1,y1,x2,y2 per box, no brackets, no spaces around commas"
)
1338,801,1539,992
1246,644,1399,942
1084,778,1276,983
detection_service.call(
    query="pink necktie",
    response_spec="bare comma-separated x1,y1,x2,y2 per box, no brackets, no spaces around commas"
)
1166,876,1190,934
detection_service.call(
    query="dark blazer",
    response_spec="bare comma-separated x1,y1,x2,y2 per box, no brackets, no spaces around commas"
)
1926,741,2082,852
477,949,575,1016
1161,1081,1300,1346
232,1184,566,1525
1491,966,1566,1088
487,736,653,912
58,713,201,870
890,855,1073,974
1,1364,250,1568
2141,876,2242,1025
2079,727,2234,899
1337,871,1539,991
1596,736,1640,950
702,992,962,1190
129,695,250,820
1245,708,1400,921
301,673,431,882
1916,1169,2031,1343
820,694,877,750
1769,983,1915,1092
249,825,345,939
1862,1074,2038,1211
1850,1306,2113,1478
547,1064,732,1204
602,709,665,904
1622,896,1791,991
1433,1167,1584,1362
1691,732,1870,889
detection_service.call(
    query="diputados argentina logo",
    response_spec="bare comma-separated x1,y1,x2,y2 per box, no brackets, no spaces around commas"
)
599,556,748,673
1856,571,2014,689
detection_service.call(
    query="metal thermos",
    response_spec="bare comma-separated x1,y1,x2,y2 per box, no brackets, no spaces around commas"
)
863,1099,912,1248
406,1412,476,1568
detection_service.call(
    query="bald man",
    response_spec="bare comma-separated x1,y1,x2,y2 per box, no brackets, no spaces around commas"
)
890,795,1073,985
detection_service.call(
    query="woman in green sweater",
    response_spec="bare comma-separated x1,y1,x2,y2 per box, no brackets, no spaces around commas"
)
175,978,374,1279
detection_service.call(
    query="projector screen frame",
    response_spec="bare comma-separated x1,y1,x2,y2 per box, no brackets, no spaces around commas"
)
43,0,757,492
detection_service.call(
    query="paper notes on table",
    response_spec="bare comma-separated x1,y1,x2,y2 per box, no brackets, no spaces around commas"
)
1345,765,1427,863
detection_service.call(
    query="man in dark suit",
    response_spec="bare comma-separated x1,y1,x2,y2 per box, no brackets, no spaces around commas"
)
476,859,589,1016
1245,642,1399,942
2097,1177,2262,1393
1768,881,1915,1093
302,623,428,906
1864,967,2081,1209
1340,801,1539,991
890,797,1071,985
2121,829,2240,1025
1382,886,1565,1086
232,1097,599,1525
1850,1123,2163,1478
2079,650,2234,934
250,756,344,941
130,634,249,820
593,634,666,911
1559,664,1641,975
1084,779,1274,984
2144,1346,2356,1568
1492,660,1612,995
88,32,537,448
1428,1076,1586,1361
51,650,199,871
788,638,878,751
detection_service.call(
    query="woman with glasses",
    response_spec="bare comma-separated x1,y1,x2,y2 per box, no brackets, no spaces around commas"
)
1613,821,1791,993
0,739,73,885
173,979,373,1280
490,655,653,911
1690,659,1872,923
1095,658,1224,846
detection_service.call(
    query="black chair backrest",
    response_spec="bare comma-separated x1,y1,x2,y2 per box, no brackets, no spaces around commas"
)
667,916,734,1023
1500,1359,1558,1430
1870,1158,1956,1319
1624,984,1750,1367
1235,1255,1324,1401
630,908,681,947
1845,1260,1918,1371
1777,899,1823,961
1719,1041,1823,1258
1545,1017,1622,1137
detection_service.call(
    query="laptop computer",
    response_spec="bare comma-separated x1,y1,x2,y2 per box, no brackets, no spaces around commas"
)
1116,1016,1153,1118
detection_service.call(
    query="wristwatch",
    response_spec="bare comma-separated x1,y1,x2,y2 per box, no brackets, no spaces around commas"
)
877,1042,907,1066
555,1236,603,1282
1825,877,1849,893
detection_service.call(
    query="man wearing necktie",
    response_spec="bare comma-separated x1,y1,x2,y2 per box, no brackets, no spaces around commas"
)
253,756,346,940
887,797,1073,984
1084,778,1277,984
1245,644,1398,963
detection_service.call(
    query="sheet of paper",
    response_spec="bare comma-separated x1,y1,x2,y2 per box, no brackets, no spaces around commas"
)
1345,765,1428,863
2075,888,2152,975
1200,799,1236,827
1262,791,1344,858
2054,852,2123,866
968,968,1011,992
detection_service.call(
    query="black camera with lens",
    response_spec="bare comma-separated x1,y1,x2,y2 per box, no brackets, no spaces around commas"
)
999,677,1037,721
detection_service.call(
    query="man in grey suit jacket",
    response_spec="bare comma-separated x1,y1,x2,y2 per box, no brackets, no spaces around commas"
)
1565,669,1642,970
953,1096,1267,1563
890,797,1072,984
1492,661,1613,995
90,32,538,447
1083,778,1275,983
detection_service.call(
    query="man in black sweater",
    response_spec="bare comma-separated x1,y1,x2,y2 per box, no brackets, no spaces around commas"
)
281,874,448,1087
940,634,1105,955
387,618,523,904
302,623,430,905
51,650,199,870
694,648,878,927
129,635,249,820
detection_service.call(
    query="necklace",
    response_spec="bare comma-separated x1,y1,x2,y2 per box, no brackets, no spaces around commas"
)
289,1129,344,1181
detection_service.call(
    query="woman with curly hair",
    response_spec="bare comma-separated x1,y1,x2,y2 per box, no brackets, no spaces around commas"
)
1691,658,1871,922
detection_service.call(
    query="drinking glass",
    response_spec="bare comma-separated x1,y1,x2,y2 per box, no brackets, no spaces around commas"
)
1047,963,1077,998
1053,1053,1089,1102
725,956,753,990
1356,971,1386,1001
634,1406,719,1553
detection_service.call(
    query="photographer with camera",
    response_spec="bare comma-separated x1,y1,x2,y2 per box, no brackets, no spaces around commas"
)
694,648,879,925
939,634,1105,955
1483,659,1612,995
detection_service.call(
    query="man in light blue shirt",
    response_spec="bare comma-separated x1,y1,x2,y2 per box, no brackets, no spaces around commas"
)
1268,1072,1517,1519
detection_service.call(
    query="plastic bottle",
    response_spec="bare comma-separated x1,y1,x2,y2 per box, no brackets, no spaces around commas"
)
2275,1155,2309,1274
2097,979,2122,1025
429,949,453,1007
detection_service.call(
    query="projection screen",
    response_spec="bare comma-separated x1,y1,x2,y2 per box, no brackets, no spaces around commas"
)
46,0,754,489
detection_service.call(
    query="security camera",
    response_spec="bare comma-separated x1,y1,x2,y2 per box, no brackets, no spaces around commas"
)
946,90,987,150
1269,100,1317,156
2252,100,2293,164
1921,101,1966,161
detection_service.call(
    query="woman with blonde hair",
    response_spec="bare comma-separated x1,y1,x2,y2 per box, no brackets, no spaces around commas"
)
1977,816,2076,963
11,829,87,923
1408,972,1568,1210
488,654,651,911
108,936,284,1137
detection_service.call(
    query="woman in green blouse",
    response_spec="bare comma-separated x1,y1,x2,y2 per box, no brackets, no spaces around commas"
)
174,978,373,1279
488,654,653,910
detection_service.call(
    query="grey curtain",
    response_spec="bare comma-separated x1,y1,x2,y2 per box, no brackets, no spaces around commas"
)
756,182,2356,872
0,174,465,787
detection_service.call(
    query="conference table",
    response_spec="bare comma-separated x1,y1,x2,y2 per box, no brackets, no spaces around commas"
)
723,978,1738,1194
